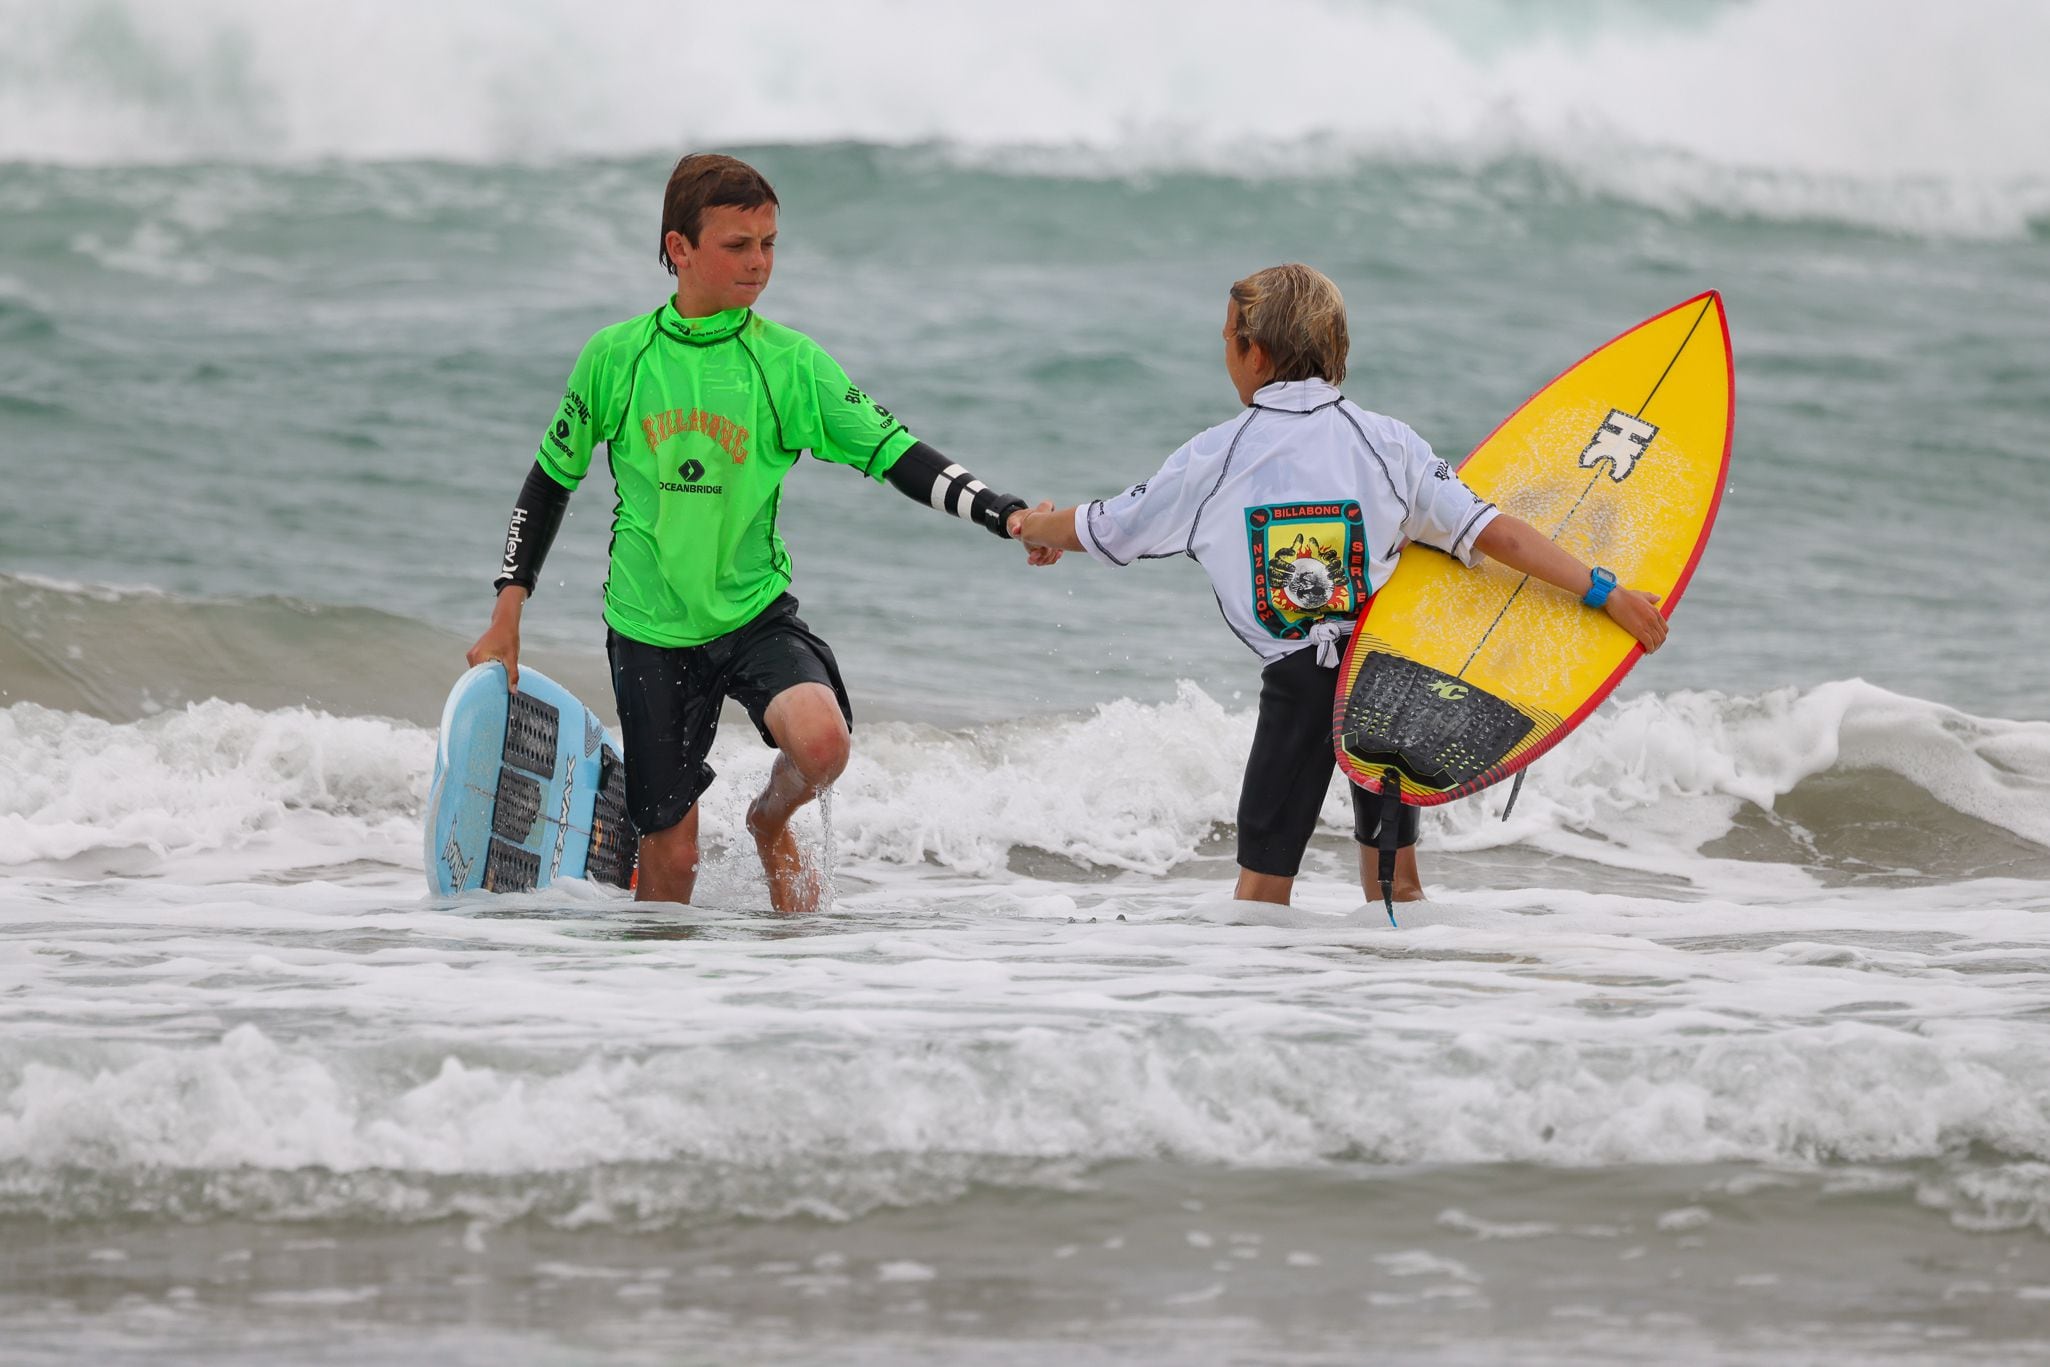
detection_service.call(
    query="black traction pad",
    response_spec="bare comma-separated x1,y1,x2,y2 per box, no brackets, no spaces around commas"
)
490,767,543,843
502,690,561,779
1339,653,1536,791
582,747,639,890
482,837,541,893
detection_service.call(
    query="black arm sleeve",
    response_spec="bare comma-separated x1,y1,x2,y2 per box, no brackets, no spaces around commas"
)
882,440,1028,539
492,461,572,594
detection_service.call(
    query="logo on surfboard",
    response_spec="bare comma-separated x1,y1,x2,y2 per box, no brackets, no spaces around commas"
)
1245,500,1367,639
1579,409,1658,482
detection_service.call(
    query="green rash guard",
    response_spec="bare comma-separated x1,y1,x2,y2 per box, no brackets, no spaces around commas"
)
534,301,920,648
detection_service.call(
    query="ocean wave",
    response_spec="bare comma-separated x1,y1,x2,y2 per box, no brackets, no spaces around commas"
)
0,699,426,867
821,680,2050,883
2,1019,2046,1228
0,573,611,726
4,671,2046,882
0,291,55,345
0,0,2045,238
1429,681,2050,883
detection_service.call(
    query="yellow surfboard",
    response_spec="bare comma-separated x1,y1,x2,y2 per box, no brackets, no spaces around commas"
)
1335,291,1733,805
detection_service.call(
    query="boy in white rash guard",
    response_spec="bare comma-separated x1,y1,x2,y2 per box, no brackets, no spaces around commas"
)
1013,264,1668,908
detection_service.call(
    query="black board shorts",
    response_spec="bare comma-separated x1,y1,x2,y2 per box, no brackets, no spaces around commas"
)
605,594,853,836
1238,645,1419,878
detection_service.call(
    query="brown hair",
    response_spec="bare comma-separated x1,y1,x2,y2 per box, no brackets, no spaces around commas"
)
658,153,780,272
1227,264,1349,385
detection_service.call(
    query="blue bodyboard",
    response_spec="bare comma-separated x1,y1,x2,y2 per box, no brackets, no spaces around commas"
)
424,662,637,895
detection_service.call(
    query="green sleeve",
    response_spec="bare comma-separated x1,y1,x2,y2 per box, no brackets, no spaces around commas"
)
803,343,918,479
535,332,609,489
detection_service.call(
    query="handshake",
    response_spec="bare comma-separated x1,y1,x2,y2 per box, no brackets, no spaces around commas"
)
1005,501,1070,567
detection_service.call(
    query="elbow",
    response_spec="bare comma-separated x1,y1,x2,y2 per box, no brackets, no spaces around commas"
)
1471,514,1525,560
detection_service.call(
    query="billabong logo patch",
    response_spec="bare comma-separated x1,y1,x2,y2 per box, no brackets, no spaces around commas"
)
1244,500,1367,640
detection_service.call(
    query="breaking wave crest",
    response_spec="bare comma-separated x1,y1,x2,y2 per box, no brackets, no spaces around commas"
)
2,0,2045,237
5,672,2046,883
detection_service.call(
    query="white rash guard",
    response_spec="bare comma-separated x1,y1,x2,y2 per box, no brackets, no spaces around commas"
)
1074,378,1500,665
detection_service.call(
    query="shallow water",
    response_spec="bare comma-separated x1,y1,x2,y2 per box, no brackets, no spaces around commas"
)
5,0,2050,1360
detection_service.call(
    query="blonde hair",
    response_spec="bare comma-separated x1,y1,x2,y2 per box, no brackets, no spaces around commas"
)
1228,263,1348,385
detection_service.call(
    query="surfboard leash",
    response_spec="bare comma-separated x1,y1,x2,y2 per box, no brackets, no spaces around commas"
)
1500,768,1527,821
1377,766,1403,927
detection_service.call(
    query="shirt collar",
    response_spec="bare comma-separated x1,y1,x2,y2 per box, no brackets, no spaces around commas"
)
658,300,751,343
1251,377,1341,412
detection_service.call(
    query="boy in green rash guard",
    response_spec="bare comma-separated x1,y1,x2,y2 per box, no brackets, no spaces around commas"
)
467,153,1056,914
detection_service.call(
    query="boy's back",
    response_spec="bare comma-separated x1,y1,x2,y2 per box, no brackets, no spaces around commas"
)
1073,376,1498,662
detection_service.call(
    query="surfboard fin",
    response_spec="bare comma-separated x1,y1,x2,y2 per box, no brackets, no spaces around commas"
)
1378,767,1403,927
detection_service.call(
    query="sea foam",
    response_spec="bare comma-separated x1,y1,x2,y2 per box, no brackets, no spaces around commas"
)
0,0,2044,237
2,1009,2046,1227
4,678,2046,880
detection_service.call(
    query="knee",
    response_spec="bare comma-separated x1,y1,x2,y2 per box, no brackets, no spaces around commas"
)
786,724,849,789
766,685,851,790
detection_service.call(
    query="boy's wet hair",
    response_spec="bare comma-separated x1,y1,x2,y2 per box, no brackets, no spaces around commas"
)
659,154,780,272
1229,264,1349,385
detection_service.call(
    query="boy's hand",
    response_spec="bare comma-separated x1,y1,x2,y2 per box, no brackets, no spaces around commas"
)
466,588,527,688
1010,501,1063,566
1606,588,1667,653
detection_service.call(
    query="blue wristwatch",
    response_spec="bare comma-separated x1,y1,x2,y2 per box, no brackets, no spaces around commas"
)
1582,566,1617,608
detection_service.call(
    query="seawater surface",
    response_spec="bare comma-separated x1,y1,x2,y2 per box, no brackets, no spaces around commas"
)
3,0,2050,1361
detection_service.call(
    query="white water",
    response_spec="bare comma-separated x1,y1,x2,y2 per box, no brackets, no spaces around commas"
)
8,679,2047,876
5,682,2049,1236
3,0,2047,236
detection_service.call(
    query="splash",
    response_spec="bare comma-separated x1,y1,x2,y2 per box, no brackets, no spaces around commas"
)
2,0,2045,236
5,677,2046,881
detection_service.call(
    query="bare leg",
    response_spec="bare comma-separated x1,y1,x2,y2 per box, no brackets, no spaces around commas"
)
1356,844,1426,904
635,804,701,904
1234,868,1295,906
747,683,849,915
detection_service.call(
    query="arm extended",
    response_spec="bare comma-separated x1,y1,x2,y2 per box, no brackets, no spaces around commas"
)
468,440,1056,688
884,441,1059,563
1011,504,1087,553
1471,515,1667,652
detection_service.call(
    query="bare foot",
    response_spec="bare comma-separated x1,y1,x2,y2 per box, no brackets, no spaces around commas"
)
1359,847,1426,906
746,799,823,915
